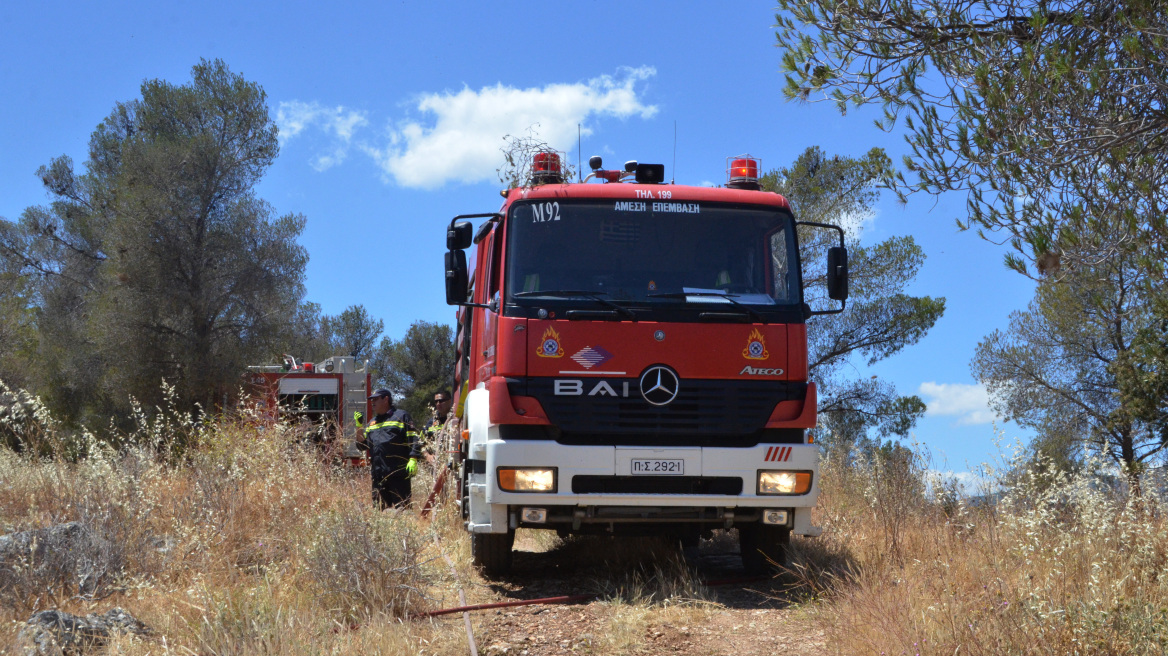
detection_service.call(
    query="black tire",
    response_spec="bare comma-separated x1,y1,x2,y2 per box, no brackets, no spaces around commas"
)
471,530,514,577
739,525,790,575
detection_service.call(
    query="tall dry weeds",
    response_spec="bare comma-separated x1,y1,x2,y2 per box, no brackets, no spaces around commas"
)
0,383,472,655
806,441,1168,655
303,508,429,620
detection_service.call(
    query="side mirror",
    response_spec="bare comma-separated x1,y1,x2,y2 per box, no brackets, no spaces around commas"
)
797,220,848,315
447,221,473,250
445,250,468,305
827,246,849,301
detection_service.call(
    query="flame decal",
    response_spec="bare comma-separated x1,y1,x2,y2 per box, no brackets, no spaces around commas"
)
536,326,565,358
742,328,770,360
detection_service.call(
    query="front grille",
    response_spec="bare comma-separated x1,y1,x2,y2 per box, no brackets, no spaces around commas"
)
571,475,743,495
520,377,806,437
497,425,804,448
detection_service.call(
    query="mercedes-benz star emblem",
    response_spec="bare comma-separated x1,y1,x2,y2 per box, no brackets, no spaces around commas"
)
639,366,680,406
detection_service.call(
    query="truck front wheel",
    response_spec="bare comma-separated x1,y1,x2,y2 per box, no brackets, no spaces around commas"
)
739,525,790,575
471,530,514,577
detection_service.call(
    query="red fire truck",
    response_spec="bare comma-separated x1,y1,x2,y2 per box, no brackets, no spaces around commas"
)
245,355,372,465
444,154,848,574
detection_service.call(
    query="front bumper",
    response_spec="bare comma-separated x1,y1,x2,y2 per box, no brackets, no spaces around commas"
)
467,439,820,535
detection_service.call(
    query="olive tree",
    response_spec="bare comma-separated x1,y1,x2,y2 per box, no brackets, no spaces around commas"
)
774,1,1168,273
369,320,456,420
973,238,1166,477
0,59,308,420
764,147,945,454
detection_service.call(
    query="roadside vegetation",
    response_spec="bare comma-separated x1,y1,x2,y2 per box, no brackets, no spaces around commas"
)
768,4,1168,651
4,381,1165,655
0,385,728,655
0,385,466,654
794,444,1168,655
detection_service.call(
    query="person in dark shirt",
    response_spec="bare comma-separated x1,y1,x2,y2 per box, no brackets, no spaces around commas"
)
421,389,454,462
356,389,420,509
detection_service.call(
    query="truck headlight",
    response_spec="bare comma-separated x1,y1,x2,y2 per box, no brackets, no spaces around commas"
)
757,470,812,495
497,467,557,492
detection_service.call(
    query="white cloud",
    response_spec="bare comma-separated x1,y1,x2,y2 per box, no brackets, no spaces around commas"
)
765,173,878,236
364,67,658,188
309,147,348,172
918,381,997,426
275,101,369,171
837,207,879,237
927,469,997,496
933,470,983,489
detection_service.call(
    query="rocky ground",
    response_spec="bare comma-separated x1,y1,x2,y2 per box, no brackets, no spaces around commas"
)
434,532,827,656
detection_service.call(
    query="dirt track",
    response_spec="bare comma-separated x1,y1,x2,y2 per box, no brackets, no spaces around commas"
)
447,534,827,655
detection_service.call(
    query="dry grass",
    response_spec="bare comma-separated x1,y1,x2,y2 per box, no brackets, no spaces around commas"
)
9,381,1164,655
594,603,717,655
0,390,480,655
803,447,1168,655
588,537,713,606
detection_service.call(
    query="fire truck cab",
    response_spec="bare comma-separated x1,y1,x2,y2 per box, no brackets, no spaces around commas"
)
444,154,848,574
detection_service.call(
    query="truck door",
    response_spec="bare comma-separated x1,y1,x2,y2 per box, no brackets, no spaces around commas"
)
475,224,502,383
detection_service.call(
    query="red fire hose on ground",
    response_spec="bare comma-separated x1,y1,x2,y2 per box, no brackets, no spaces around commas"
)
409,431,771,654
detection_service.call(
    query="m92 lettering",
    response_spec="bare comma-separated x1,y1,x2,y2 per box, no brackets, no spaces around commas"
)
532,202,560,222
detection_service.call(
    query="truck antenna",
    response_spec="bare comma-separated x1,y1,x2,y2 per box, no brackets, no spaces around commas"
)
578,124,582,183
671,121,677,184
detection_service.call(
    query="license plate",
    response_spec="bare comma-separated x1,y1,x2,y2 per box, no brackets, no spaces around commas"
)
630,459,684,475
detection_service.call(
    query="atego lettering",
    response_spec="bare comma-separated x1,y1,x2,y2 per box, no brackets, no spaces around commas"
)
740,366,784,376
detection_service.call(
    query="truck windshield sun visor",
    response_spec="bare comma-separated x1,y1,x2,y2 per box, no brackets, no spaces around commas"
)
513,290,638,319
647,291,766,323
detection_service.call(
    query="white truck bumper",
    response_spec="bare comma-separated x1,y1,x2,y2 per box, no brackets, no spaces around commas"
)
466,438,819,536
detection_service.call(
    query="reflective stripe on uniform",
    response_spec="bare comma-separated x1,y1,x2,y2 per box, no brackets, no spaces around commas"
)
365,420,405,432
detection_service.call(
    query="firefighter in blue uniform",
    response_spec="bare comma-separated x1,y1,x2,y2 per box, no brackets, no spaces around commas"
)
356,389,420,509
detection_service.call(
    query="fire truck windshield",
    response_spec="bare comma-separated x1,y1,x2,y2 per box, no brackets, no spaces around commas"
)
505,200,798,312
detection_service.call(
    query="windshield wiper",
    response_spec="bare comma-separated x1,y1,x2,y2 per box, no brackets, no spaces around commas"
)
513,290,637,319
647,291,767,324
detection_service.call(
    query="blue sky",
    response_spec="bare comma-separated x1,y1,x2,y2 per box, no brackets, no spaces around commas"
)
1,1,1035,482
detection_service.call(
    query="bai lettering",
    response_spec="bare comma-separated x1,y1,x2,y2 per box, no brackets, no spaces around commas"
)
554,380,632,397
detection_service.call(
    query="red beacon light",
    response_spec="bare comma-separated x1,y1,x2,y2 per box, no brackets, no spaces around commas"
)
530,150,565,185
533,151,560,172
726,154,761,190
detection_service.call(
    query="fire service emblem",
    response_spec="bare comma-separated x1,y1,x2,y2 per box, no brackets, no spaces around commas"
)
537,326,565,358
742,328,770,360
